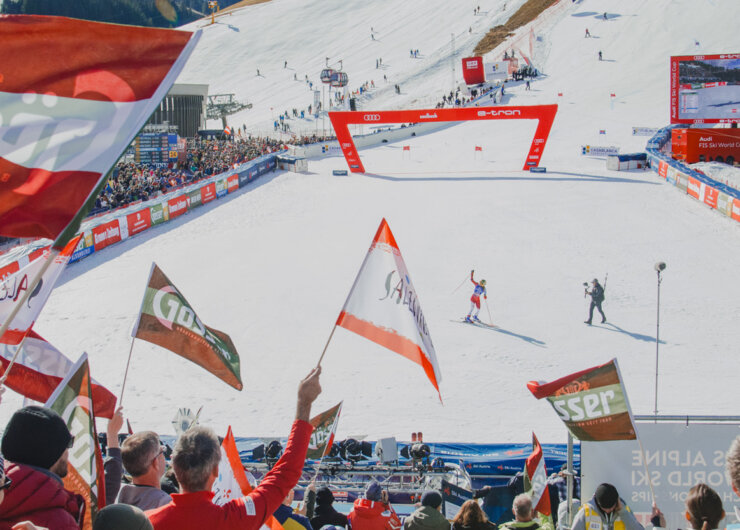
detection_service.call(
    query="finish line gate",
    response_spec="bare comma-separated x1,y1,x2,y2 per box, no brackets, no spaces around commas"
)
329,105,558,173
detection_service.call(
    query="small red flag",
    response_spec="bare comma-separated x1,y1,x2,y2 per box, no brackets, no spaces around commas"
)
475,146,482,151
402,145,410,151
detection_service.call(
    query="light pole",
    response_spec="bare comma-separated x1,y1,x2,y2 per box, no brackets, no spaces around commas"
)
653,261,666,417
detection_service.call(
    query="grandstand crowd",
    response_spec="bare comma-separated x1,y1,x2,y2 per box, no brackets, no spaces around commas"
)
91,134,335,214
1,375,739,530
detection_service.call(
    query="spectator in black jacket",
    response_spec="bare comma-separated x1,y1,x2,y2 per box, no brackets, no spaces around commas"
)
584,279,606,325
310,486,349,529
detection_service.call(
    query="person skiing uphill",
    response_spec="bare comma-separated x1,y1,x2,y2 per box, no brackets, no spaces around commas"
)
584,278,606,325
466,270,487,323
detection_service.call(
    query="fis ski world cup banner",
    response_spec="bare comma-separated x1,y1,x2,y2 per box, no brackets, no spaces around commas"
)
308,401,343,460
0,235,81,335
524,433,552,518
527,359,637,441
133,263,243,390
336,219,442,401
0,16,200,246
45,353,106,530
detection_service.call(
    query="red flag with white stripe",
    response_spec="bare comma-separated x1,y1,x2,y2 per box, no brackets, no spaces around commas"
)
0,329,117,418
336,219,442,401
524,433,552,517
0,15,200,245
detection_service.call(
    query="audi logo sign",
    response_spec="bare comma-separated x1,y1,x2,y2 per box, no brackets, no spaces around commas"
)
363,114,381,121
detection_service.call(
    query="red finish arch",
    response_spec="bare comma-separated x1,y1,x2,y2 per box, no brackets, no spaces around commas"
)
329,105,558,173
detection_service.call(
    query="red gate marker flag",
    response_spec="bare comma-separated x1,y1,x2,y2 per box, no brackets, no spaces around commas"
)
527,358,637,441
0,329,116,418
524,433,552,517
336,219,442,401
0,15,200,245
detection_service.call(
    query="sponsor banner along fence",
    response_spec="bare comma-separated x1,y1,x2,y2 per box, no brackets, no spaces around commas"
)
582,422,740,528
646,125,740,225
3,154,278,271
581,145,619,157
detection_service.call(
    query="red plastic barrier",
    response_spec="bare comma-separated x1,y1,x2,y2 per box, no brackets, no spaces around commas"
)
227,174,239,193
92,220,122,251
201,182,217,203
703,186,718,209
126,208,152,236
167,195,188,219
687,176,702,199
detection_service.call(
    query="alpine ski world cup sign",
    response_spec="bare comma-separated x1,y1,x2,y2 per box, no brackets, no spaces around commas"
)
329,105,557,173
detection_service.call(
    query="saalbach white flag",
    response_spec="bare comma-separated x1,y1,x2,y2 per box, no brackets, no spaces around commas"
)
336,218,442,401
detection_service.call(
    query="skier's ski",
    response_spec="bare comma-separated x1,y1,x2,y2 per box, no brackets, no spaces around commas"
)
451,319,497,329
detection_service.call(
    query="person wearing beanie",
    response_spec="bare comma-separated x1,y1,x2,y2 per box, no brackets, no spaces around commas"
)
94,504,153,530
501,494,553,530
347,480,401,530
0,406,85,530
403,490,449,530
310,486,349,529
571,483,643,530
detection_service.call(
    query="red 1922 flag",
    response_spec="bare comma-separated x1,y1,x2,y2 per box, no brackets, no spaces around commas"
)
0,329,117,418
336,219,442,400
527,358,637,441
524,433,552,517
0,15,200,245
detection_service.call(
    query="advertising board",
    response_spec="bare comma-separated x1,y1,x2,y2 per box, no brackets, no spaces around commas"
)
126,208,152,236
201,182,217,204
670,54,740,124
167,195,188,219
582,422,740,529
227,174,239,193
92,220,121,252
462,56,485,85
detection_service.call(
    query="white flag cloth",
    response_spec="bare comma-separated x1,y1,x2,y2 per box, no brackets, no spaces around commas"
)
336,218,442,400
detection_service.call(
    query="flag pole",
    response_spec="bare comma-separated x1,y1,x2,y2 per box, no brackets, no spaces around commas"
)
636,433,656,505
316,324,337,367
118,337,136,406
0,330,32,386
0,248,60,385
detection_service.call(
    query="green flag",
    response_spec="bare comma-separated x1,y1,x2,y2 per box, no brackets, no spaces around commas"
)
45,353,106,530
133,263,243,390
307,401,343,460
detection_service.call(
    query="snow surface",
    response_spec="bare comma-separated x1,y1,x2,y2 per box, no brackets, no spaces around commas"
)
4,0,740,444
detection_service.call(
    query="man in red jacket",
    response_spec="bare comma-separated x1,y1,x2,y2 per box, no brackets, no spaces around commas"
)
348,481,402,530
0,406,84,530
146,367,322,530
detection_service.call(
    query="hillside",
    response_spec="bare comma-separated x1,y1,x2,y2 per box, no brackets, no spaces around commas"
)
1,0,739,446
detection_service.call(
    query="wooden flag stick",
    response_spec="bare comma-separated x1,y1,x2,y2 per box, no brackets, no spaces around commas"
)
118,337,136,407
316,324,337,368
0,330,31,386
636,434,657,505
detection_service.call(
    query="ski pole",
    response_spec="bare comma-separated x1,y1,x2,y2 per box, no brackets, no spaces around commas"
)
450,272,470,295
485,298,493,325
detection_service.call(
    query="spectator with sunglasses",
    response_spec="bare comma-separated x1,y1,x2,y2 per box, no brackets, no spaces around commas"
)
0,406,84,529
115,431,172,510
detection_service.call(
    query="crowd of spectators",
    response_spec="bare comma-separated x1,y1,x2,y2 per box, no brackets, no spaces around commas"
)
91,135,286,214
1,370,739,530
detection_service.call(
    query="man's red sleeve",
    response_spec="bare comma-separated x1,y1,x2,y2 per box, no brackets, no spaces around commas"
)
248,419,313,525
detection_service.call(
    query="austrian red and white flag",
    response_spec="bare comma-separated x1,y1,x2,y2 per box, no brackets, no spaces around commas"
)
0,15,200,244
336,219,442,401
212,426,254,505
0,329,116,418
524,433,552,517
0,234,81,334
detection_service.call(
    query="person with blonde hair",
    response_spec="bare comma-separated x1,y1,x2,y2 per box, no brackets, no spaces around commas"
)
685,483,724,530
451,500,496,530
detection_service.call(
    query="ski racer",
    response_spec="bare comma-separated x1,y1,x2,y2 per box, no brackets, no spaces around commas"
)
466,270,487,323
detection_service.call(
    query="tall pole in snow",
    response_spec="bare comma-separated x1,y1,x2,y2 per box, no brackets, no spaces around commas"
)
451,33,456,92
653,262,666,418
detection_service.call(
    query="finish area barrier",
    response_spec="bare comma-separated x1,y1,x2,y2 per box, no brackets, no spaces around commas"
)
329,105,558,173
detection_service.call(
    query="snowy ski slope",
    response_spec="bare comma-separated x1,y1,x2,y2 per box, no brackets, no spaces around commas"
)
3,0,740,444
